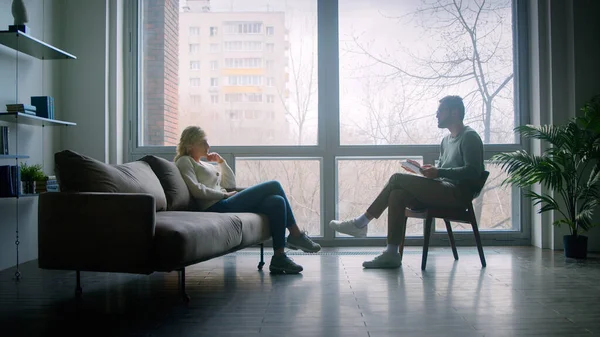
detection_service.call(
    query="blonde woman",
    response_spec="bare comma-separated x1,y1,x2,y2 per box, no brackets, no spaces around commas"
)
175,126,321,274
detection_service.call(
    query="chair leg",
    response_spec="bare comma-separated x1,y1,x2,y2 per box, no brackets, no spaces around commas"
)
75,270,82,298
470,212,487,268
178,268,190,302
421,216,434,270
257,243,265,270
444,220,459,260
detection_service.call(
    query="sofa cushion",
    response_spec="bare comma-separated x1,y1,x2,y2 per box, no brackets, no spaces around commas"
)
236,213,272,247
138,155,194,211
55,150,167,211
153,212,243,271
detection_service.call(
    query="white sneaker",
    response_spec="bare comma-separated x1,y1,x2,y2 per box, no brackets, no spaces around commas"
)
329,219,368,238
362,251,402,269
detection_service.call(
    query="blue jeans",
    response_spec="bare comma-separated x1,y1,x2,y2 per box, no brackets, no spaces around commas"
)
205,180,296,250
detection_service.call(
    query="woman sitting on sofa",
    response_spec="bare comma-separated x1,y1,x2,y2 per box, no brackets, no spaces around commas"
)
174,126,321,274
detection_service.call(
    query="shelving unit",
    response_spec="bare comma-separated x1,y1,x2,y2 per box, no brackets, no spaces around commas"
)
0,155,29,159
0,30,76,60
0,194,38,199
0,112,76,127
0,28,76,281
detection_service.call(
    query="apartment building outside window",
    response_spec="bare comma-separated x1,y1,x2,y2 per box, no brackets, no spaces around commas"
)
189,43,200,54
224,41,262,52
190,78,201,87
224,21,262,34
190,61,200,70
224,58,262,68
189,26,200,35
227,75,262,86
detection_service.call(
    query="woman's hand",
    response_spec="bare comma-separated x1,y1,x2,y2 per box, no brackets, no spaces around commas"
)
207,152,224,164
223,191,237,199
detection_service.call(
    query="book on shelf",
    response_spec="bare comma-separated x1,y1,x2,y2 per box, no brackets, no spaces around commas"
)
6,104,37,116
0,126,8,155
31,96,54,119
0,165,20,197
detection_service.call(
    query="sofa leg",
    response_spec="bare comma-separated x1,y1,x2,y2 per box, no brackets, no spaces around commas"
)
178,268,190,302
75,270,82,298
257,243,265,270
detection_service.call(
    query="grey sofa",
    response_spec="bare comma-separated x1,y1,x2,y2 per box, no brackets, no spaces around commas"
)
38,150,271,299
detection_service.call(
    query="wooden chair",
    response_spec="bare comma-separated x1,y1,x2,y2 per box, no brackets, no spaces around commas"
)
404,171,489,270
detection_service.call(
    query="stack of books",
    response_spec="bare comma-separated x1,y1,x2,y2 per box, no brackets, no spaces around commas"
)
0,126,8,155
6,104,37,116
46,176,59,192
0,165,20,197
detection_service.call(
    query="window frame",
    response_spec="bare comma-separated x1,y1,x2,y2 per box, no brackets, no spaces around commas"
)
126,0,531,246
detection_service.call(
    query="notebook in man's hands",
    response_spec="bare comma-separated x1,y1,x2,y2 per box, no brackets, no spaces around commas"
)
401,161,423,175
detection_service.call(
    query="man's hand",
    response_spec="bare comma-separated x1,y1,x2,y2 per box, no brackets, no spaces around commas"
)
421,165,439,179
207,152,224,163
223,191,237,199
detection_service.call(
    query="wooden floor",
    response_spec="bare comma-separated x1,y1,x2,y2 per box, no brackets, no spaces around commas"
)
1,246,600,337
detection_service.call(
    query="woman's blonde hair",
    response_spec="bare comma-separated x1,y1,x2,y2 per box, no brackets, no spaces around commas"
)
174,126,206,162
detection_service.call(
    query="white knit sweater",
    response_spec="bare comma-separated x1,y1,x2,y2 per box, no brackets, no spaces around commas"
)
175,155,236,210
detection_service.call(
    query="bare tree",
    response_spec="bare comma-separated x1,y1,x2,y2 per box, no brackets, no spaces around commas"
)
347,0,514,144
277,14,318,145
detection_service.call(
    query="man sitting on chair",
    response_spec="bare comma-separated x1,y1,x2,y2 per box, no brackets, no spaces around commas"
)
330,95,485,268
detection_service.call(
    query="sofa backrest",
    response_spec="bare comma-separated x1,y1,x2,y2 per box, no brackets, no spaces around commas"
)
55,150,167,211
138,155,195,211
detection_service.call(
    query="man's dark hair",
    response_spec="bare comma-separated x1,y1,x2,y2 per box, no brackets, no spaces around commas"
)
439,95,465,120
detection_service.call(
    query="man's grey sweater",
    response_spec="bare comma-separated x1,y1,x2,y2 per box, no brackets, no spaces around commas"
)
437,126,485,185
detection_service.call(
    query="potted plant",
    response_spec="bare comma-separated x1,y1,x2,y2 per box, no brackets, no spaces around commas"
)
20,163,47,194
492,94,600,259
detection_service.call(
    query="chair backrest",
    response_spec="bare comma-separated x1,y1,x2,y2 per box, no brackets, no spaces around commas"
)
469,170,490,199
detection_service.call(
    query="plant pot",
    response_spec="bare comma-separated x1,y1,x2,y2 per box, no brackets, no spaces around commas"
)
563,235,588,259
21,180,35,194
35,180,47,193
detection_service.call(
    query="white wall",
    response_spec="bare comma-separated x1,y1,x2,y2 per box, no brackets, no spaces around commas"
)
59,0,108,161
0,0,66,271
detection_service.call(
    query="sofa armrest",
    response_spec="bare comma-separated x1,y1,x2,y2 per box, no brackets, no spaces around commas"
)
38,192,156,274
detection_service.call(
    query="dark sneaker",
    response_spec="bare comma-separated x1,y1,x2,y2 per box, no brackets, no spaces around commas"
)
286,232,321,253
269,254,303,274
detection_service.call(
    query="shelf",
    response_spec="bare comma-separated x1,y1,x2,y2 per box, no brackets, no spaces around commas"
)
0,112,76,127
0,194,38,199
0,154,30,159
0,30,76,60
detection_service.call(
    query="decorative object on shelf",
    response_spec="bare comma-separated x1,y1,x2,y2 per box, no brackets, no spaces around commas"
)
9,0,28,33
19,162,45,195
492,94,600,259
31,96,54,119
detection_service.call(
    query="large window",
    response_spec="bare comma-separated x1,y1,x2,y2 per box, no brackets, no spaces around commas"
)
339,0,515,146
138,0,318,147
131,0,527,243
